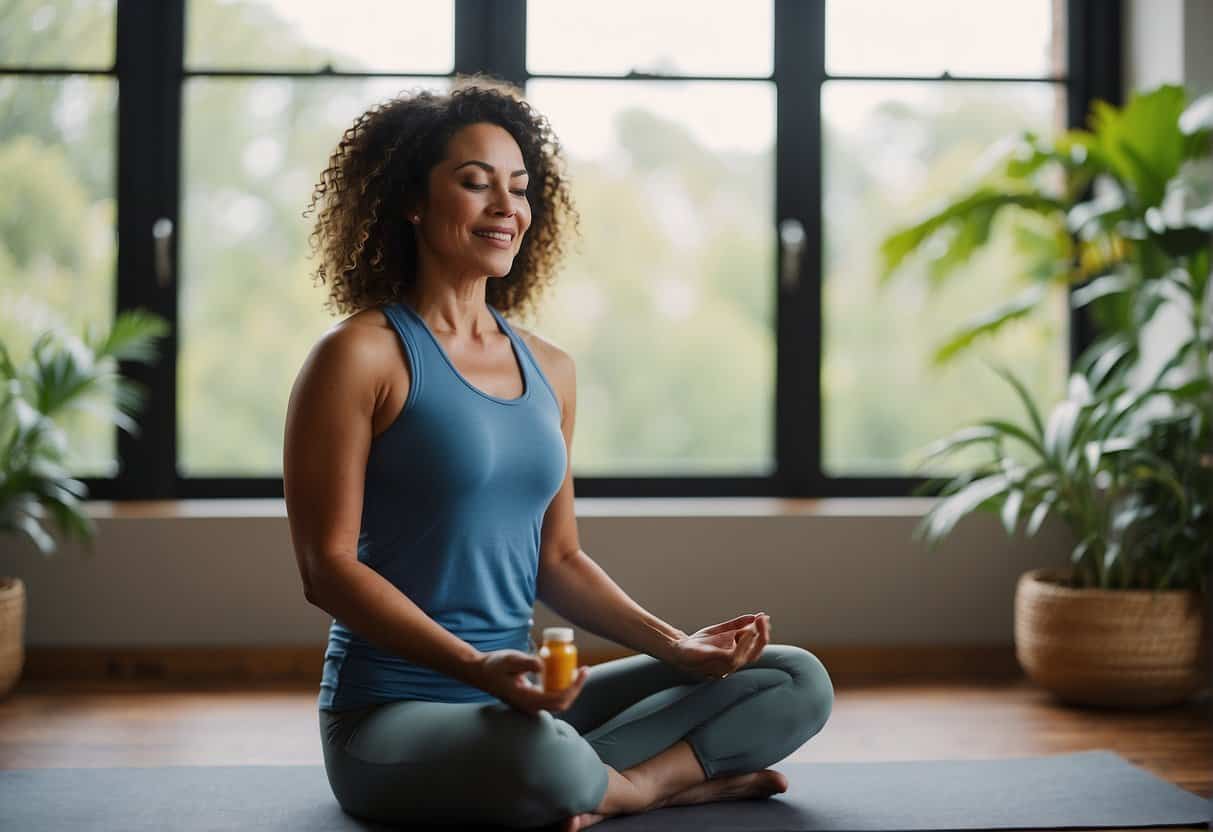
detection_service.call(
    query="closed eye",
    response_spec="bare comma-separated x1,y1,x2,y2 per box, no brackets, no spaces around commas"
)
465,184,528,196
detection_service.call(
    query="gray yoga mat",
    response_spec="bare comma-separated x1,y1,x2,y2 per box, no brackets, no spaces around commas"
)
1,749,1207,831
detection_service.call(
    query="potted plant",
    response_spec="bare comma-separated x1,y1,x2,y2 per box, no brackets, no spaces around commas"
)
0,307,169,699
880,84,1213,708
913,360,1209,706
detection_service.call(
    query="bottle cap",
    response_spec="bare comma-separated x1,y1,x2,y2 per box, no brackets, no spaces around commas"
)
543,627,574,643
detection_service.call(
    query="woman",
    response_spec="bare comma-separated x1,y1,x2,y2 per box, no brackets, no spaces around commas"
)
283,75,834,831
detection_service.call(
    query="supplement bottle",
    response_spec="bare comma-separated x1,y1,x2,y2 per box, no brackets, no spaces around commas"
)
538,627,577,692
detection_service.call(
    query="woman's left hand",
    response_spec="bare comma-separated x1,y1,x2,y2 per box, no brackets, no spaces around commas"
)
665,612,771,680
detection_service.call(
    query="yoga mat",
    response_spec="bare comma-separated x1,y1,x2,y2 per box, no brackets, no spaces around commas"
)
0,750,1207,831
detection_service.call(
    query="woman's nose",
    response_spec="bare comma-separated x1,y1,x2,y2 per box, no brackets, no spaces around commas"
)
488,184,515,214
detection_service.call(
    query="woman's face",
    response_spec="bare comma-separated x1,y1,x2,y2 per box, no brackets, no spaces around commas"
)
416,121,532,279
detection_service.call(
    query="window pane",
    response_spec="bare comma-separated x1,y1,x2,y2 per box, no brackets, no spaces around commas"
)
185,0,454,73
526,80,775,475
0,0,116,70
527,0,772,77
0,76,117,476
821,80,1068,475
827,0,1065,78
179,78,448,476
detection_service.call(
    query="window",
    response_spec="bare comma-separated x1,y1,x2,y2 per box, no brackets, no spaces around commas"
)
0,0,119,477
1,0,1121,499
524,1,777,481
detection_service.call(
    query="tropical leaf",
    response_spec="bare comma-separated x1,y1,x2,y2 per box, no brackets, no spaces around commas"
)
977,418,1047,458
931,285,1046,365
1084,435,1139,472
1001,487,1025,535
916,425,1000,467
918,473,1013,545
1071,273,1135,309
987,362,1048,445
1075,333,1135,392
1025,491,1057,536
1043,398,1082,463
1179,92,1213,135
0,308,167,558
1089,86,1190,208
880,190,1067,284
93,308,171,364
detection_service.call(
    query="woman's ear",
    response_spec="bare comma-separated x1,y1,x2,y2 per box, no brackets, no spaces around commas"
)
405,195,423,224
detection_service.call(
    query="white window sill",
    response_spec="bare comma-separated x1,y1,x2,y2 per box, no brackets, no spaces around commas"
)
83,497,938,520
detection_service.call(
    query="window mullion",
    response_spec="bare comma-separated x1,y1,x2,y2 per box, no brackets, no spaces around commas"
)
113,0,184,499
774,0,823,497
456,0,526,85
1066,0,1123,370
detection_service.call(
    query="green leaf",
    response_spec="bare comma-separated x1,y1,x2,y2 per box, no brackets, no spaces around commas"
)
1089,339,1136,392
1071,273,1135,309
1070,533,1099,569
931,285,1046,365
1089,86,1190,208
1067,373,1094,404
978,418,1047,458
1112,500,1158,535
1044,399,1082,462
1025,492,1056,536
920,474,1013,544
987,362,1048,445
1101,540,1123,586
880,190,1067,285
1084,436,1139,472
1147,341,1196,389
28,332,100,418
1001,488,1025,535
1127,462,1189,507
12,505,55,555
916,425,1000,467
1067,196,1128,237
0,340,17,382
1179,92,1213,135
93,309,171,364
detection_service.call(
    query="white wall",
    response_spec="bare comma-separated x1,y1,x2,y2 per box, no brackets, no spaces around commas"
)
1124,0,1213,97
1,501,1072,652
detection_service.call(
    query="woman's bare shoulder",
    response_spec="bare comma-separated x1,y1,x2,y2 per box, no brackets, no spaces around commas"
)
326,306,397,351
304,307,404,403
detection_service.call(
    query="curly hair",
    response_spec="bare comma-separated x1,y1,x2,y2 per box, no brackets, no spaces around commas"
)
303,73,580,322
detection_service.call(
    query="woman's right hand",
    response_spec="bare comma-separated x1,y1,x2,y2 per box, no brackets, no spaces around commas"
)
473,649,589,716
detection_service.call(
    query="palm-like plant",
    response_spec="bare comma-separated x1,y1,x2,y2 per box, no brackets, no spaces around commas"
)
885,84,1213,593
0,308,169,556
915,359,1210,592
880,84,1211,384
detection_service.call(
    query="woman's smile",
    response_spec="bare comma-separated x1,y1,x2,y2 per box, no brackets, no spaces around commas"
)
473,230,515,249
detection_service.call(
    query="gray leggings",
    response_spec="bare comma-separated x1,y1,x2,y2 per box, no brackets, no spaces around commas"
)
319,643,834,829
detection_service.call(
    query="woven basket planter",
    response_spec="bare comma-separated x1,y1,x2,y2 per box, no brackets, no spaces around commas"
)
0,577,24,700
1014,567,1211,708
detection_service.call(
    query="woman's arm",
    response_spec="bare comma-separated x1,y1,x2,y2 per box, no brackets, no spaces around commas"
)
539,549,689,663
283,322,485,689
532,340,689,661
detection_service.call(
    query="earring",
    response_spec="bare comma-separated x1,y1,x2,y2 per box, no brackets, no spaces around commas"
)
412,215,420,223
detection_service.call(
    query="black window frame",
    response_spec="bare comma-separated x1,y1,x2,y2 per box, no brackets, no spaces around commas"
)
39,0,1117,500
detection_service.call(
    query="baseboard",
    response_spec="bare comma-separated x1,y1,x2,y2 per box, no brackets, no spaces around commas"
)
19,644,1023,683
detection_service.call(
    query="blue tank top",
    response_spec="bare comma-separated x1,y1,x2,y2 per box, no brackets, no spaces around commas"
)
318,300,567,710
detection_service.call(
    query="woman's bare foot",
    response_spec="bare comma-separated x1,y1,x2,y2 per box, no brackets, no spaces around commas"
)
650,768,789,811
558,810,608,831
556,769,787,829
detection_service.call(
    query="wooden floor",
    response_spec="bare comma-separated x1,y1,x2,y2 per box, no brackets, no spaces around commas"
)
1,674,1209,829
